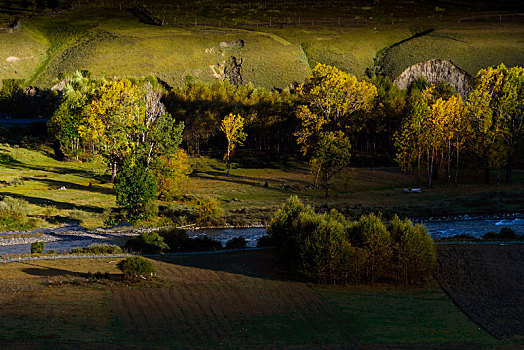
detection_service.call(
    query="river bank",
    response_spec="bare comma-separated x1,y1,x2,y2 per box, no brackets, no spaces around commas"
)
0,213,522,255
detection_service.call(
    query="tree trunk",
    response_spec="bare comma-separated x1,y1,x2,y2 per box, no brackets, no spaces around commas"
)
313,162,322,189
226,143,231,176
111,162,117,183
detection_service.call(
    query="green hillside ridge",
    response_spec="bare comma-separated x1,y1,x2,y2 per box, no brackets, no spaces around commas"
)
1,6,523,89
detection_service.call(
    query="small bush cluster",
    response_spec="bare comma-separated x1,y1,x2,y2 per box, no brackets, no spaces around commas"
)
30,241,45,254
117,257,155,279
126,228,226,253
70,244,123,255
157,228,222,252
483,227,519,240
267,196,436,285
158,203,195,227
125,231,169,253
0,197,43,231
225,237,247,249
194,197,224,226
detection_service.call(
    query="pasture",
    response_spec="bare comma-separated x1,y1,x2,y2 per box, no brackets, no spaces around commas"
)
0,249,518,348
1,145,523,229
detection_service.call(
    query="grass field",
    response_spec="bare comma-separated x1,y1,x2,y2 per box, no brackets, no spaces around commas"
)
0,249,519,348
1,145,523,229
0,2,523,89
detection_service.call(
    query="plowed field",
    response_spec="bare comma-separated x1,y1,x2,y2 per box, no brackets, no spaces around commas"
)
434,244,524,339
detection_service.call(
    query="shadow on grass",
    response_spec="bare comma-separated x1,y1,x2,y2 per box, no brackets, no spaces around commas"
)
150,249,284,281
21,266,87,278
190,170,309,194
2,193,105,213
0,157,111,183
46,216,81,226
25,177,114,196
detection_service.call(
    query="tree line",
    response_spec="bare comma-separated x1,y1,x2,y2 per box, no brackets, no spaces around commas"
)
1,61,521,216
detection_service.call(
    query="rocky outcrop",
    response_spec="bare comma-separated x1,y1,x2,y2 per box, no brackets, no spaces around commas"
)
394,59,473,98
224,56,243,86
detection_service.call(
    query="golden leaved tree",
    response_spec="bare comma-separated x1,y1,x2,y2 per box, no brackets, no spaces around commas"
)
220,113,247,176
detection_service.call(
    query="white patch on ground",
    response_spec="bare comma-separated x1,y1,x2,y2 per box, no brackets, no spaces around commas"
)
6,56,19,62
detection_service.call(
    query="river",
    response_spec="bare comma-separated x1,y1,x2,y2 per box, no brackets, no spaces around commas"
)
0,215,522,255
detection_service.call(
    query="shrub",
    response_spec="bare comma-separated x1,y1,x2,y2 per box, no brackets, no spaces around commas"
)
226,237,247,249
117,257,155,279
184,236,222,251
125,231,169,253
256,235,272,247
482,231,499,240
499,227,517,240
31,242,45,254
154,149,192,200
194,197,224,226
157,227,222,252
159,203,195,227
71,244,123,255
114,160,157,223
42,206,58,220
158,227,189,251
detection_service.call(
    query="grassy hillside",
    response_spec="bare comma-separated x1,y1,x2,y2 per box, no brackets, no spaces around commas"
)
1,3,523,89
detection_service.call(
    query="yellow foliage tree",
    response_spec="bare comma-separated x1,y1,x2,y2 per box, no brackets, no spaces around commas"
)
295,64,377,155
155,149,192,201
220,113,247,176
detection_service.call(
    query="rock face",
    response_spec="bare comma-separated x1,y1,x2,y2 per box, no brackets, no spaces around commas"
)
394,59,473,98
224,56,243,86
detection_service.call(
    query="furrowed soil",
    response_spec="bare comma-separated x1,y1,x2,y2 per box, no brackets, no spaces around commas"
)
434,244,524,340
0,249,520,348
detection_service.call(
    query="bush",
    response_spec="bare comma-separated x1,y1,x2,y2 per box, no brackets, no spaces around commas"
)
226,237,247,249
184,236,223,251
154,149,192,200
117,257,155,279
114,160,157,223
159,203,195,227
194,197,224,226
0,197,43,231
499,227,517,240
31,242,45,254
157,227,222,252
125,231,169,253
70,244,123,255
256,235,272,247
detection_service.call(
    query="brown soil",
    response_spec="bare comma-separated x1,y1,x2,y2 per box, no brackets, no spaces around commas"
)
434,244,524,339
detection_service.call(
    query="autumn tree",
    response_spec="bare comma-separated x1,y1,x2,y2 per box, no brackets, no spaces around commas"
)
468,64,524,183
79,79,183,182
220,113,247,176
310,131,352,197
295,64,377,155
48,70,97,160
395,84,469,187
154,149,192,200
